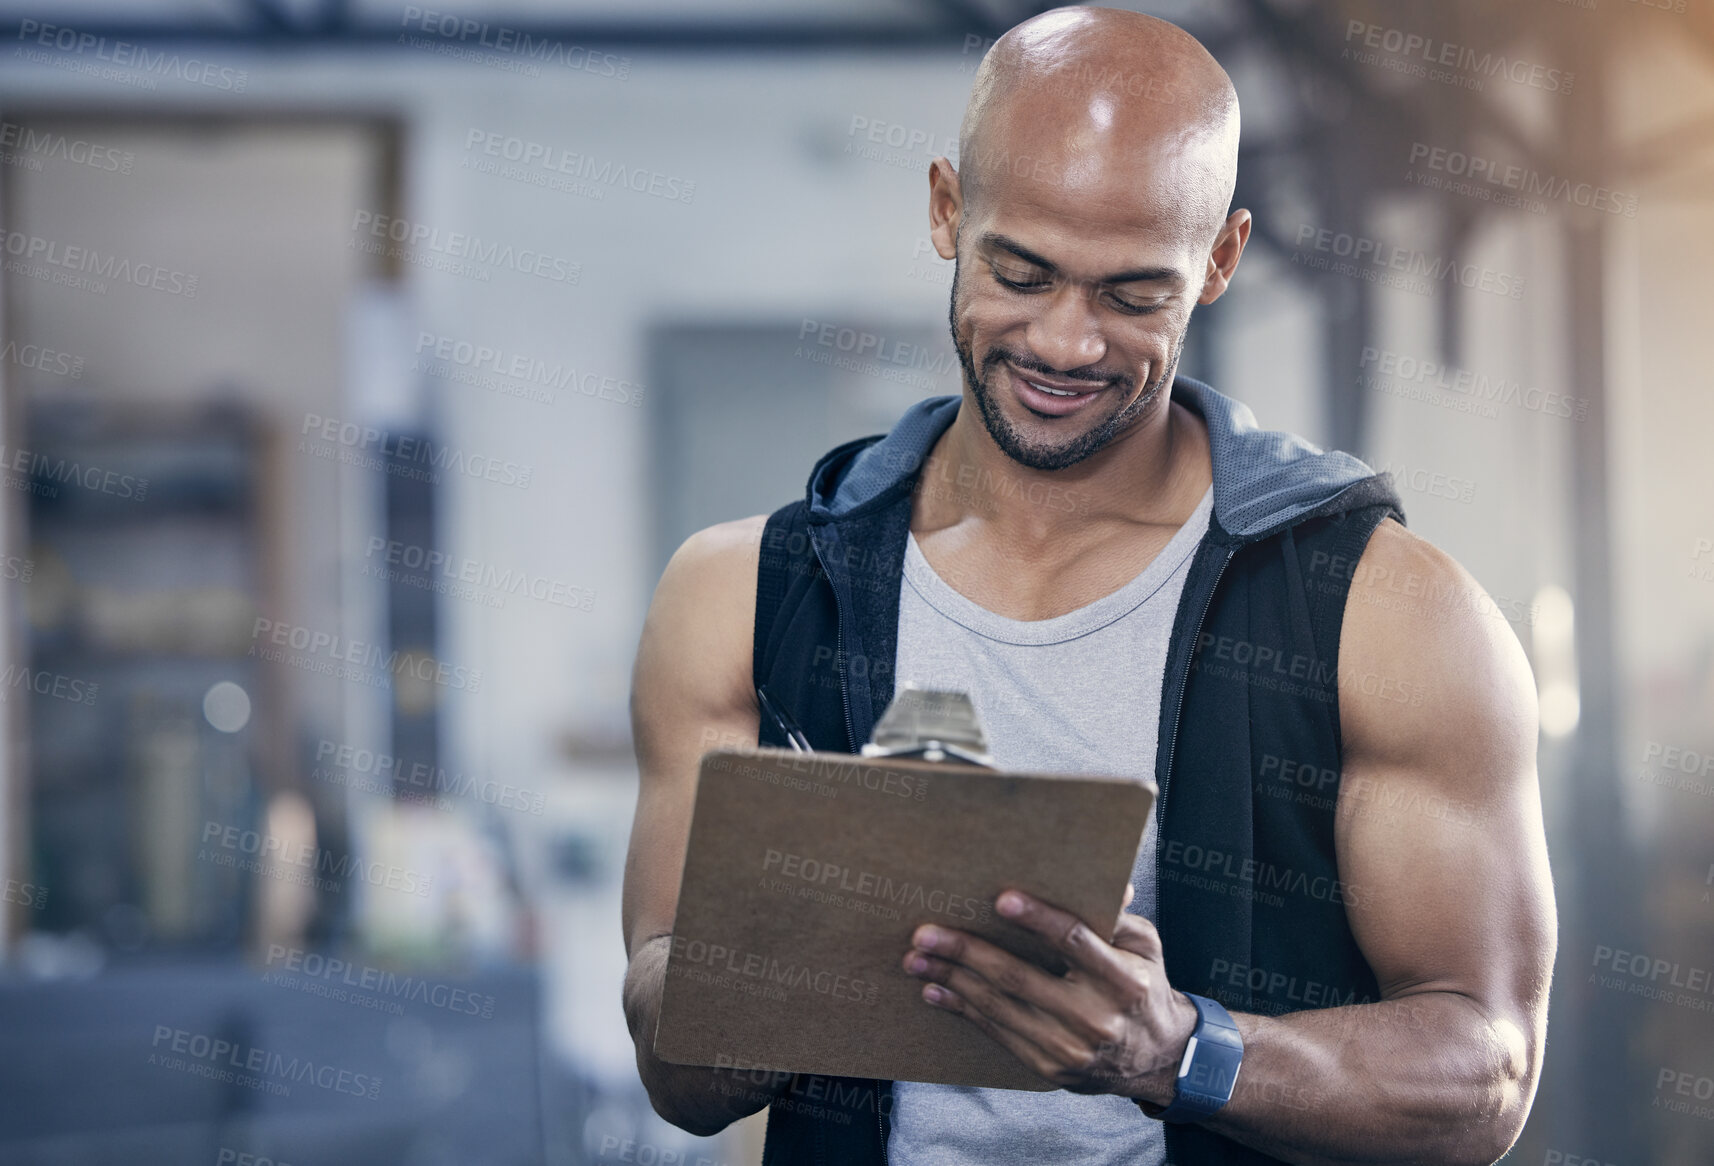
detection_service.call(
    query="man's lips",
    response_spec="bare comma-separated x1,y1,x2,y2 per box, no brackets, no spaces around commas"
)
1007,362,1108,418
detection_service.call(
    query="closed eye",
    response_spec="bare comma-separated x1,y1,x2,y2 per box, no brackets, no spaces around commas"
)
990,257,1164,314
1106,295,1161,315
989,262,1050,292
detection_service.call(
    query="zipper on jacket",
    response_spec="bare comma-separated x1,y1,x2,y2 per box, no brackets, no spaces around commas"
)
805,528,884,1166
1154,545,1237,911
876,1087,889,1165
810,529,860,756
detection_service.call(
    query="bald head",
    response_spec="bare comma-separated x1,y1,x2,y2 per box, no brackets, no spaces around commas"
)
957,6,1240,242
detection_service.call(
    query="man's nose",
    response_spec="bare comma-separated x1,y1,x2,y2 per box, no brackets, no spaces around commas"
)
1022,284,1107,374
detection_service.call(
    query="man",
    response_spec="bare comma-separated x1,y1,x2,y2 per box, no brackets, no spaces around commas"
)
622,7,1556,1165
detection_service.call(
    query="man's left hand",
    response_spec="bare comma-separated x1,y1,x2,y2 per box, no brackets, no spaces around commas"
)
901,887,1197,1103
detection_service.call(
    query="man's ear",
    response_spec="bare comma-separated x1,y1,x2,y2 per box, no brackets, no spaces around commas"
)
1199,208,1252,305
928,157,962,261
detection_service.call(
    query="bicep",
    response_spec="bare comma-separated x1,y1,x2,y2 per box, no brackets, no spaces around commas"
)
1334,522,1556,1043
622,516,766,958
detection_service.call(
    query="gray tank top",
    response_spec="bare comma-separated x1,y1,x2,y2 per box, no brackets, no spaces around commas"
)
887,485,1213,1166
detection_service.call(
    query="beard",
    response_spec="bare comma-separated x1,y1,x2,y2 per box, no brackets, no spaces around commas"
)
948,257,1186,472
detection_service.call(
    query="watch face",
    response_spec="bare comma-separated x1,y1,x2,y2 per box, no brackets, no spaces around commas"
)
1183,1043,1242,1103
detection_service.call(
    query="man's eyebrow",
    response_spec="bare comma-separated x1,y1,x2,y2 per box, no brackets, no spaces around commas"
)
979,232,1183,287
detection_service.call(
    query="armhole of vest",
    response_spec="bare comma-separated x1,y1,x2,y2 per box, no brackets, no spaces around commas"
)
1316,502,1400,761
753,500,806,690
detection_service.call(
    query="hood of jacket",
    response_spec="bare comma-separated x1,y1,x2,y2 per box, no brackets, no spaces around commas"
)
804,375,1399,540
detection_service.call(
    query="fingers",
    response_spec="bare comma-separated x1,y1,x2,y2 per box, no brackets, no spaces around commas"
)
904,950,1105,1088
906,924,1082,1015
917,978,1078,1085
995,890,1149,991
1110,911,1164,961
905,924,1118,1050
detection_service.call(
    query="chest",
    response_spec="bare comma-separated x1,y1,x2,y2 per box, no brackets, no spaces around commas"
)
906,524,1186,621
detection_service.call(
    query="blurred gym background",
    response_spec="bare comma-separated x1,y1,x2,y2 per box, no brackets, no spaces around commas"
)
0,0,1709,1162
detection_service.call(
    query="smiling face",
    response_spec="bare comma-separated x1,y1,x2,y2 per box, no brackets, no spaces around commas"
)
935,7,1243,472
948,197,1198,472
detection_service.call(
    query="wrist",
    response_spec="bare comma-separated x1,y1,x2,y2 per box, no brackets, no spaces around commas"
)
1129,990,1200,1108
1134,992,1245,1123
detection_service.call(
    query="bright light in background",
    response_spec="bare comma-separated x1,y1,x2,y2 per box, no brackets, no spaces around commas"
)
1531,585,1580,739
201,680,252,733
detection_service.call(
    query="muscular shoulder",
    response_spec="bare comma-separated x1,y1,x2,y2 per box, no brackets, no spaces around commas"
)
1337,519,1538,787
655,515,769,607
632,515,769,747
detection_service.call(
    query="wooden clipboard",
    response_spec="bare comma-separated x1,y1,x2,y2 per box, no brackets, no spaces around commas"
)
654,746,1156,1091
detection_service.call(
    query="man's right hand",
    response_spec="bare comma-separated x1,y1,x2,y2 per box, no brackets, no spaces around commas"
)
621,514,785,1135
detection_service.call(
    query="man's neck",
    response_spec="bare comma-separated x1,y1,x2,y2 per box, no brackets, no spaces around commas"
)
913,388,1214,549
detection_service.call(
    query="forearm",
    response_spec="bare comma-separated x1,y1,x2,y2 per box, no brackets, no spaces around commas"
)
1188,992,1534,1166
622,934,786,1135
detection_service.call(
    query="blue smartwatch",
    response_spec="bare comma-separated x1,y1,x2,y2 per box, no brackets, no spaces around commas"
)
1144,993,1243,1123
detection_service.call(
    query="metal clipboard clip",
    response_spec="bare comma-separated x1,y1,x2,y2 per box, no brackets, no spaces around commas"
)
859,684,995,768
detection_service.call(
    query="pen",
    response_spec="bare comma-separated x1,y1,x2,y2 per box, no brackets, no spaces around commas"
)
756,684,813,753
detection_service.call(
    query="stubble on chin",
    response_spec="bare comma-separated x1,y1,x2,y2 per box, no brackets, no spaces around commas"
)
951,318,1180,474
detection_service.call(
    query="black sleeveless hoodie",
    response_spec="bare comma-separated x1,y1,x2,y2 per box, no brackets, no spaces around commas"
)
748,376,1404,1165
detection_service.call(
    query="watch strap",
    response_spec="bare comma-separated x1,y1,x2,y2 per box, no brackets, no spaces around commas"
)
1145,993,1243,1123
